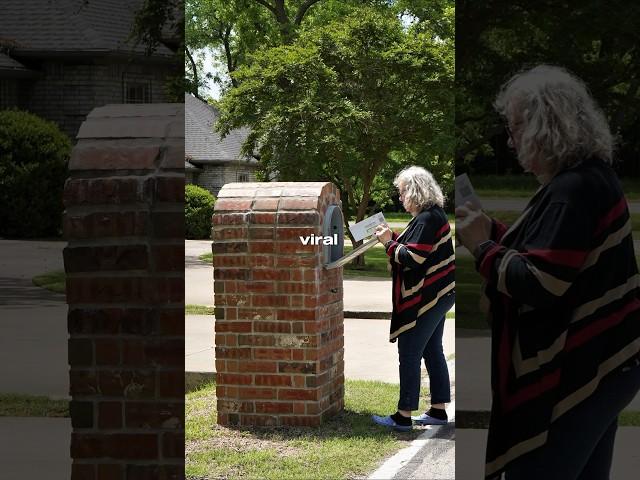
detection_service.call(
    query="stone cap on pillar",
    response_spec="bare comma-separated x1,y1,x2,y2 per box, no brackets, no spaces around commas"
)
69,103,184,171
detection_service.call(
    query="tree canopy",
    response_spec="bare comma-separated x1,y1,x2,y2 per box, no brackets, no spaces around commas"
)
456,0,640,176
187,0,454,247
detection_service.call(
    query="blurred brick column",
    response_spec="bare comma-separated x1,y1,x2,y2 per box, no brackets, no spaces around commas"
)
63,104,185,480
213,182,344,427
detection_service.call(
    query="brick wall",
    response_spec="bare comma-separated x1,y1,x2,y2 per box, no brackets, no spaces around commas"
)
212,182,345,427
63,104,185,479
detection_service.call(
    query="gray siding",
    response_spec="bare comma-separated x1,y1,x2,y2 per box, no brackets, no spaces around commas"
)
190,163,259,197
23,60,171,139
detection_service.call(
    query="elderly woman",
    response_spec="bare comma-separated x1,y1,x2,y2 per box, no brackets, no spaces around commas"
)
457,65,640,479
371,166,455,431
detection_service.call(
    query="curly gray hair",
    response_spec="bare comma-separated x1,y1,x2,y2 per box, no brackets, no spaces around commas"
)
394,166,444,210
494,65,614,174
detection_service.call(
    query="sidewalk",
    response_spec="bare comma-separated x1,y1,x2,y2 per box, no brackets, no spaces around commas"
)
0,418,71,479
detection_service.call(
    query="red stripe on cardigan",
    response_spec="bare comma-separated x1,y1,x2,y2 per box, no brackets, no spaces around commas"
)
595,196,627,237
479,244,502,279
436,222,450,237
395,263,455,313
405,242,433,252
566,297,640,351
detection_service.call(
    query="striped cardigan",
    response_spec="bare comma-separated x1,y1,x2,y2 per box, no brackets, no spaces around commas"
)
385,204,455,341
476,158,640,478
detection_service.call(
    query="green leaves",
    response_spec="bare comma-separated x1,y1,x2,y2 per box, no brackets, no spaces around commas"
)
215,4,453,223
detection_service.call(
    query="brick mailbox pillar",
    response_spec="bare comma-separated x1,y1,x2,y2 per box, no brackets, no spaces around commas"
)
213,182,345,427
63,104,184,479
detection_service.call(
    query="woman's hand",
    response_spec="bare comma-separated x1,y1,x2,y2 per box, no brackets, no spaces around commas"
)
455,202,492,253
374,223,393,245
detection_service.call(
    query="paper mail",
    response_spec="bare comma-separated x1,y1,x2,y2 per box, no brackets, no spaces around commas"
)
349,212,386,242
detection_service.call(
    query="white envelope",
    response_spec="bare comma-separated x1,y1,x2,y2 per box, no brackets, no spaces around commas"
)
349,212,386,242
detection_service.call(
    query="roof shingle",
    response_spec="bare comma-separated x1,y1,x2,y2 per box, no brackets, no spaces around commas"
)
185,93,256,164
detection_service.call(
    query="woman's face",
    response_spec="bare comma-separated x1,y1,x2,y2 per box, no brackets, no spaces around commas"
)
398,182,414,214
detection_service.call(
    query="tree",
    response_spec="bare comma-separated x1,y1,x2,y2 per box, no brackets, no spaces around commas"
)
216,7,454,255
456,1,640,176
130,0,185,101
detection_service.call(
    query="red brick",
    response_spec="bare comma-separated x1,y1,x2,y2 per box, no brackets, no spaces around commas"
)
98,371,155,398
213,242,248,254
237,387,276,400
255,402,294,414
70,371,98,396
217,373,253,385
213,227,248,241
72,463,97,480
248,242,275,254
255,375,292,387
254,322,291,334
239,415,278,426
278,198,318,210
95,339,120,366
214,268,250,280
277,242,317,255
214,255,248,267
69,145,160,170
252,198,279,210
251,269,290,281
162,432,184,459
98,402,122,429
237,308,275,321
276,227,316,240
155,176,184,203
236,361,278,373
248,212,276,224
252,295,289,307
238,335,275,347
277,212,319,225
278,362,317,374
212,213,247,225
215,347,252,360
254,348,291,360
249,227,275,240
278,282,316,294
281,416,321,427
125,402,184,428
278,309,316,321
214,198,253,211
215,321,252,333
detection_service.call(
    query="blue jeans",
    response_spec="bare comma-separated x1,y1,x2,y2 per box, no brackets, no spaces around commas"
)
397,292,455,411
503,353,640,480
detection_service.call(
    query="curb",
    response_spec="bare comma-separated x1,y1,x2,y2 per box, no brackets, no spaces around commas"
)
368,400,456,480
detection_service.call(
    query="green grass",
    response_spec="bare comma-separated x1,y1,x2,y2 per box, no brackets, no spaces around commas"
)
186,305,216,315
0,394,69,417
619,411,640,426
32,270,66,294
343,245,390,278
199,252,213,263
471,174,640,200
186,380,428,480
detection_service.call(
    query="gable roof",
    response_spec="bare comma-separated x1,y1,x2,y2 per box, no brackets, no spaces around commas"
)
0,0,173,58
185,93,257,164
0,52,37,77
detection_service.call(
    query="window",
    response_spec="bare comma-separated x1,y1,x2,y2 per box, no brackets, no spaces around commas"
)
123,78,151,103
238,173,249,182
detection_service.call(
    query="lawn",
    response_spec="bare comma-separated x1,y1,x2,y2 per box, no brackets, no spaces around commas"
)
186,380,428,480
0,394,69,417
186,305,216,315
471,174,640,201
32,270,66,294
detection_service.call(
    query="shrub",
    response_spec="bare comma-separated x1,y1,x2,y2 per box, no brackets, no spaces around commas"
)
185,184,216,239
0,110,71,238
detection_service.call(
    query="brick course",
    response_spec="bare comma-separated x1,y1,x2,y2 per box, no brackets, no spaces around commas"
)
213,183,345,427
63,104,184,479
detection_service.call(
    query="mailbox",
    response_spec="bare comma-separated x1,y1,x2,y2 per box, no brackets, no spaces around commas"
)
322,204,344,264
323,204,380,269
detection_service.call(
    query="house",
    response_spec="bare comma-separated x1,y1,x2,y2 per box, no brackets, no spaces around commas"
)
185,93,259,196
0,0,177,139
